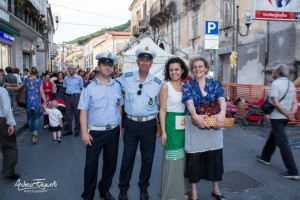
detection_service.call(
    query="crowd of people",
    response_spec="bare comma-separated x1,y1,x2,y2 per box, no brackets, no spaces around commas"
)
0,46,298,200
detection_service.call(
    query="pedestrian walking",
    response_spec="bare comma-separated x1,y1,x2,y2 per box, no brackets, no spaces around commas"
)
0,67,17,111
63,64,83,137
79,52,123,200
42,74,55,129
117,46,162,200
182,57,226,200
0,87,18,180
22,68,29,81
43,100,63,143
7,67,46,144
159,57,189,200
257,63,299,180
54,72,65,94
0,69,4,83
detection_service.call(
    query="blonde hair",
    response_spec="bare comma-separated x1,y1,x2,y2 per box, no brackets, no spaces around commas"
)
51,100,58,108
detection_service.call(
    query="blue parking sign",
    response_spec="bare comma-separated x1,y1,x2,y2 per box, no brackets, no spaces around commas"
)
205,21,219,35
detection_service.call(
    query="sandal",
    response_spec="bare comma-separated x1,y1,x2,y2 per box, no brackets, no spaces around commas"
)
184,193,189,200
211,192,226,200
31,134,38,144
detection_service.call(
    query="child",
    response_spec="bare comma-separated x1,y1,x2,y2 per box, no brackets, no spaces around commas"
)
43,100,63,143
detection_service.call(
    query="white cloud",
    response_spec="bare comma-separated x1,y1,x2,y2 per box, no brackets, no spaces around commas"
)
48,0,133,43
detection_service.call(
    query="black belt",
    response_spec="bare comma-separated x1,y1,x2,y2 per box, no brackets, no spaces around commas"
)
66,93,80,96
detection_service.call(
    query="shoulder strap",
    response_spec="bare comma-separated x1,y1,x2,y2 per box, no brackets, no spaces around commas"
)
279,80,290,102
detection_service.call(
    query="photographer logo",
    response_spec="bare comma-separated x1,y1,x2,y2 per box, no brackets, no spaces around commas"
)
14,178,58,193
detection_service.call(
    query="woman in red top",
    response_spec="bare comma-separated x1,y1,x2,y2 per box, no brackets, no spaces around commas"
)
42,74,56,128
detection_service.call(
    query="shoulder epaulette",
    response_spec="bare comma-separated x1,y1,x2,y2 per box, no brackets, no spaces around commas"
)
125,72,134,77
154,77,162,85
83,80,92,88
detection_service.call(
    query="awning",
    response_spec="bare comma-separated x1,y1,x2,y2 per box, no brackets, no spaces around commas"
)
0,21,20,37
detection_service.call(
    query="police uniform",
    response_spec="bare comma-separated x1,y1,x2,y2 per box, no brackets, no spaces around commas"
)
117,46,162,198
78,52,123,200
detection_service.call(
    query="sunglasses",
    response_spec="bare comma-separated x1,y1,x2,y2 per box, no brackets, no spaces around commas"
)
137,84,143,95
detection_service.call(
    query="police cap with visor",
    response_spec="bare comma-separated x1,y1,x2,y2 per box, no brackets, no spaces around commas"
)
95,52,119,66
135,45,156,60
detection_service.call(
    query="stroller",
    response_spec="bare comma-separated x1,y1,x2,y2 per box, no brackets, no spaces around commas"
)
52,92,66,126
237,98,270,127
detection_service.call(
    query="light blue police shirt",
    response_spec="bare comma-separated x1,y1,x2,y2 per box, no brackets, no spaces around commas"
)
78,78,124,126
63,74,83,94
117,70,162,117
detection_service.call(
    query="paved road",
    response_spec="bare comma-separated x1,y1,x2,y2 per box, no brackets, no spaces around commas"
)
0,123,299,200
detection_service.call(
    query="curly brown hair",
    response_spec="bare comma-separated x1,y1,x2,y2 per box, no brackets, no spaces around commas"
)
164,57,188,81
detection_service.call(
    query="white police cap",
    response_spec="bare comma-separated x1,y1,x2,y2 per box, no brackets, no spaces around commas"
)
135,45,156,60
95,51,119,66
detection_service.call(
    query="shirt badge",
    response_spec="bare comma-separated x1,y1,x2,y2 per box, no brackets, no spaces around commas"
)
148,98,153,105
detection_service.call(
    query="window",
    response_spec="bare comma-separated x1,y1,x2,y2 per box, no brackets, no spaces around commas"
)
0,43,11,69
222,0,233,28
191,11,200,38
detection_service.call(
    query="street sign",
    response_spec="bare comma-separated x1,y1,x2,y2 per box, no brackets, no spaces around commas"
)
205,21,219,49
205,21,219,35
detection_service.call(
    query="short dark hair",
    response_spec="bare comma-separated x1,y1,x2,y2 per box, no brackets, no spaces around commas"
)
77,69,84,74
5,66,12,73
57,72,65,79
13,68,20,74
0,69,4,73
190,57,210,74
164,57,188,81
23,68,29,72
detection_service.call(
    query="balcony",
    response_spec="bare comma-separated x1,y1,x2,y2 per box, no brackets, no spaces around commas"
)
132,25,140,37
149,0,174,28
12,0,46,35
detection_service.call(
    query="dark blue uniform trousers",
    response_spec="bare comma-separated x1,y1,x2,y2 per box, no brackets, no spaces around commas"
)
118,117,157,192
81,126,119,199
261,119,298,175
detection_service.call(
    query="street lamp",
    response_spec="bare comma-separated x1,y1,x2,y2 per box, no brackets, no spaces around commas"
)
236,5,252,36
233,2,252,83
53,13,61,31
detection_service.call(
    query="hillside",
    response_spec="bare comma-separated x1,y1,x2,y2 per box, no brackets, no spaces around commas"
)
68,20,131,45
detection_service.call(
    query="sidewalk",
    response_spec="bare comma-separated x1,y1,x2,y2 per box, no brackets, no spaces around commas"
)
13,109,28,135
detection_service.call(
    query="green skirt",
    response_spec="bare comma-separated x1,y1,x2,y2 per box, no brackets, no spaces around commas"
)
165,112,185,160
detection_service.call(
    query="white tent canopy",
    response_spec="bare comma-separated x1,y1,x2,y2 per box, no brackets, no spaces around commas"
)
121,37,175,80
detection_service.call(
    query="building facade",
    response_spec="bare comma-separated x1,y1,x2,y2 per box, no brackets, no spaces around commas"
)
0,0,55,74
129,0,300,85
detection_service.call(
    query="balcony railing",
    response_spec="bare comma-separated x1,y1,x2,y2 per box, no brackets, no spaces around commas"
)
12,0,45,35
150,0,164,19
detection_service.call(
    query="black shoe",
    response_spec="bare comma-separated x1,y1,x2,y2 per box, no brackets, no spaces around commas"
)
256,155,271,165
74,131,80,137
140,190,149,200
118,191,128,200
100,191,115,200
62,130,72,136
280,171,299,180
4,174,20,180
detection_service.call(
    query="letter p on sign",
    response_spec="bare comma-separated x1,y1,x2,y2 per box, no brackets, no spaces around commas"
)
205,21,219,35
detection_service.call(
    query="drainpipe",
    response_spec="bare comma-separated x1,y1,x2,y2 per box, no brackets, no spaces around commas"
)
265,21,270,85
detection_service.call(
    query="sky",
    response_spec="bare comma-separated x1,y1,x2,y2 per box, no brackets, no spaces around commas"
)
48,0,133,43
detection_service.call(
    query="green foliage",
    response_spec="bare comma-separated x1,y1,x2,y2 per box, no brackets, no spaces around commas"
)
69,20,131,45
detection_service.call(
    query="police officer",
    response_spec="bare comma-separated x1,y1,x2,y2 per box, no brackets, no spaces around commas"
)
63,64,83,136
117,46,162,200
78,52,123,200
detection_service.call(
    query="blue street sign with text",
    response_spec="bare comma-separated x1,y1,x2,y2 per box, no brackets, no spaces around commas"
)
205,21,219,35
